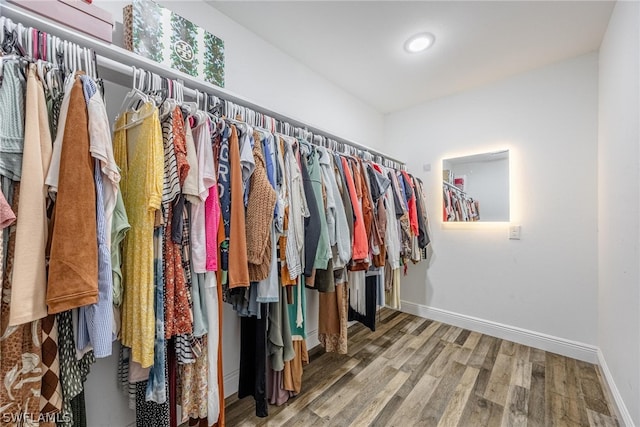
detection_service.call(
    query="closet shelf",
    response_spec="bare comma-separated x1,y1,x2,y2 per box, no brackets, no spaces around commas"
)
0,0,405,168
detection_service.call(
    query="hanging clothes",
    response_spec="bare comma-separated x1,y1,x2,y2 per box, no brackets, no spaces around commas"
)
227,125,250,288
300,147,321,281
136,227,170,426
0,183,44,424
348,271,378,332
341,157,368,261
146,227,168,404
0,21,439,425
162,109,191,340
0,60,25,181
318,147,351,269
305,145,331,274
238,303,268,417
57,310,95,427
114,100,164,368
9,64,52,326
283,138,308,281
178,335,208,422
204,272,221,426
76,75,115,358
318,272,349,354
246,142,277,282
190,116,216,274
47,76,98,314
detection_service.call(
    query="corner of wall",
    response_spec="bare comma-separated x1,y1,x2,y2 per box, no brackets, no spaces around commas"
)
597,350,636,426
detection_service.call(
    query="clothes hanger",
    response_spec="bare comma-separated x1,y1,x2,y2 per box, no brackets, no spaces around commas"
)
36,59,47,85
45,65,63,98
192,91,210,128
40,31,46,62
0,17,6,46
113,66,153,131
208,94,224,118
181,87,199,118
25,27,32,59
159,77,178,118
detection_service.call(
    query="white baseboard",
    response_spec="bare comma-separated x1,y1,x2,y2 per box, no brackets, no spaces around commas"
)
306,328,319,350
597,349,635,427
223,328,321,398
399,300,599,363
224,369,240,398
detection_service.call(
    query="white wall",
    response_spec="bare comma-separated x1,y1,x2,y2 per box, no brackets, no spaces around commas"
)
597,1,640,425
79,1,377,425
94,0,384,147
382,53,599,347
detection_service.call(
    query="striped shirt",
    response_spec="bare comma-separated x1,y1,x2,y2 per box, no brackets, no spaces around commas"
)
76,76,113,358
283,139,308,279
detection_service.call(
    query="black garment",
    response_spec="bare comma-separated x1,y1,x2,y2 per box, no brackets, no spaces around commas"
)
366,164,391,203
300,151,321,278
135,381,170,427
171,194,185,244
389,171,405,218
238,303,269,417
348,274,378,332
69,391,87,427
168,339,178,427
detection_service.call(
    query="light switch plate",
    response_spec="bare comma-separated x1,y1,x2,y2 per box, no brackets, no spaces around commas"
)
509,225,521,240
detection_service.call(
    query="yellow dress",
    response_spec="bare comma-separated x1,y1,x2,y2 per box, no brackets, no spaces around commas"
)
113,102,163,368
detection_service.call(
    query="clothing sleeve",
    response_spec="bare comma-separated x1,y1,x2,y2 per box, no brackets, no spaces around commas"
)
0,189,15,229
148,112,164,211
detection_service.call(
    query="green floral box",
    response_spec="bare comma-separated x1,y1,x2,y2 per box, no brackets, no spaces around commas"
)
124,0,225,87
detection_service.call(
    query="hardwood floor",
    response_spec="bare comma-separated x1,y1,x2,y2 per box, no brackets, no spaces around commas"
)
225,309,619,427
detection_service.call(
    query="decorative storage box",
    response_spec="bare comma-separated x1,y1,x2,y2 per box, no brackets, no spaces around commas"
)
123,0,225,87
7,0,114,43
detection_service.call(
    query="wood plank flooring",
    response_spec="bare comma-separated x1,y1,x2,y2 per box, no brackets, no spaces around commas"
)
225,309,619,427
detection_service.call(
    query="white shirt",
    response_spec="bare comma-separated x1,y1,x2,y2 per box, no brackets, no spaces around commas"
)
384,168,401,269
45,75,76,195
191,117,216,274
182,117,201,204
317,146,351,268
87,83,120,249
283,137,308,278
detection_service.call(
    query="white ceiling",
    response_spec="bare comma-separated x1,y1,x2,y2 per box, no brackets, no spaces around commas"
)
208,1,614,114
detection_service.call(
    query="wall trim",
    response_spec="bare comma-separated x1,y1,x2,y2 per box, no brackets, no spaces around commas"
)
597,349,634,427
306,328,320,350
224,370,240,398
399,300,599,363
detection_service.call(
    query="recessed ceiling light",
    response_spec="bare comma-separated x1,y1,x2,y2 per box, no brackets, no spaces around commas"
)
404,32,436,53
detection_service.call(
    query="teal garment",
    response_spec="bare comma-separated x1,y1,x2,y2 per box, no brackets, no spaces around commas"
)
0,60,26,181
191,272,209,337
306,148,331,270
287,277,307,340
268,284,295,371
111,187,130,307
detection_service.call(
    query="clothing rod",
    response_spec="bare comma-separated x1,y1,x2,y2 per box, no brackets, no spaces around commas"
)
0,1,406,167
443,180,468,195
